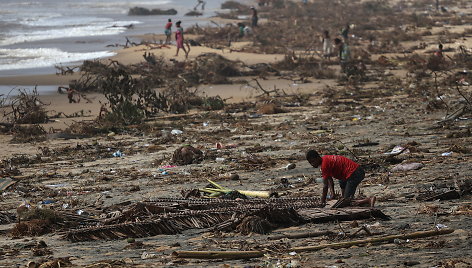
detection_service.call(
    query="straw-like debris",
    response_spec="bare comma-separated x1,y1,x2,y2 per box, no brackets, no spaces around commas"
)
237,215,276,235
0,211,16,225
63,197,387,242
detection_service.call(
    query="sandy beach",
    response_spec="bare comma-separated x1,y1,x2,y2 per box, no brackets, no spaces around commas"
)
1,0,472,267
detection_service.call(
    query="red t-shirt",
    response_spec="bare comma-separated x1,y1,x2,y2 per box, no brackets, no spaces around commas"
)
321,155,359,181
165,22,172,29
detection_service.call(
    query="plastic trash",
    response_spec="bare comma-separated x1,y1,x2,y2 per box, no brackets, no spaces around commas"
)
45,183,68,188
436,223,448,229
159,165,177,169
248,113,262,118
285,163,296,170
141,252,157,259
384,145,409,155
441,152,453,156
171,129,183,135
215,157,226,162
112,150,123,157
41,200,55,205
391,162,424,172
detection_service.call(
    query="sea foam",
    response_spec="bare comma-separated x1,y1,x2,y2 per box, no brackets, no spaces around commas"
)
0,48,115,71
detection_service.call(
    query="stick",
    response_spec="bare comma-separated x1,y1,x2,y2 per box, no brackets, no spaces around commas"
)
291,228,454,252
172,229,454,259
172,250,264,259
268,230,333,240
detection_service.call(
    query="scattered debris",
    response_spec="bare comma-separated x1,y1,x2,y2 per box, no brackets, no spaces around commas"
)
172,145,204,165
417,179,472,201
391,162,424,172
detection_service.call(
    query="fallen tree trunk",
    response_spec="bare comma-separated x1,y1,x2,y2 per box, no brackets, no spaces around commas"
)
172,229,454,259
268,230,333,240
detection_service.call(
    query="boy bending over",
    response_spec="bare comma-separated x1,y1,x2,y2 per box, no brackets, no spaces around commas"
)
306,150,375,208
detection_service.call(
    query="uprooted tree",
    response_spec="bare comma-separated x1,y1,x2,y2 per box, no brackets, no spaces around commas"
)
2,87,49,125
71,57,228,125
404,50,471,124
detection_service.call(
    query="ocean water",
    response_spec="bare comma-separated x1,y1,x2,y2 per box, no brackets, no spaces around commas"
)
0,0,227,77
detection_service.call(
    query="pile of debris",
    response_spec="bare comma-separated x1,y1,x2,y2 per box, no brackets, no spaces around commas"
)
0,211,16,225
63,197,389,242
417,179,472,201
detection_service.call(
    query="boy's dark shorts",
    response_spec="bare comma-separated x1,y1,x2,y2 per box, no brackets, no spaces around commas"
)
338,167,365,198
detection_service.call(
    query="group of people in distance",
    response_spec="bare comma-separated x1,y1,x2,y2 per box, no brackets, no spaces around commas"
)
321,23,351,72
164,19,190,58
164,5,259,58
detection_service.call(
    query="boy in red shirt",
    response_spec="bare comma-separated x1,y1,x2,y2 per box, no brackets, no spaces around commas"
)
306,150,375,207
164,19,172,45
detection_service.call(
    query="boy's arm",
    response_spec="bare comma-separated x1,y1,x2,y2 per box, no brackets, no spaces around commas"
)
321,178,330,206
328,177,335,199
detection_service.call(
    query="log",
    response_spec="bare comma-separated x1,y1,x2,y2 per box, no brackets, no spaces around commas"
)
172,229,454,260
268,230,333,240
172,250,264,259
291,228,454,252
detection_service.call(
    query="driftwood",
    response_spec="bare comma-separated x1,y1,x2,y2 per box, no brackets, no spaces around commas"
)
268,230,333,240
291,228,454,252
173,229,455,259
172,250,264,260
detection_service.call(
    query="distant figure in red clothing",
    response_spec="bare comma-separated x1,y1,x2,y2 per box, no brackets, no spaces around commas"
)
66,87,79,103
434,43,444,58
174,21,189,58
306,150,376,207
164,19,172,45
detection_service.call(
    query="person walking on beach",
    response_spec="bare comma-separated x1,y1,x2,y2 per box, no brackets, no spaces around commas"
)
164,19,172,45
434,43,444,58
175,21,189,58
250,7,258,27
334,38,350,72
306,150,376,208
194,0,206,11
321,30,332,59
341,23,350,42
67,87,79,103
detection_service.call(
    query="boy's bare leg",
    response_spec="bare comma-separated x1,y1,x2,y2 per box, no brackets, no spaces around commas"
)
351,196,376,207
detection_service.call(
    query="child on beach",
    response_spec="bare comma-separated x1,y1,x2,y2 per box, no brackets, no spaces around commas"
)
341,23,350,42
250,7,258,27
175,21,189,58
321,30,332,59
334,38,350,73
164,19,172,45
306,150,375,208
